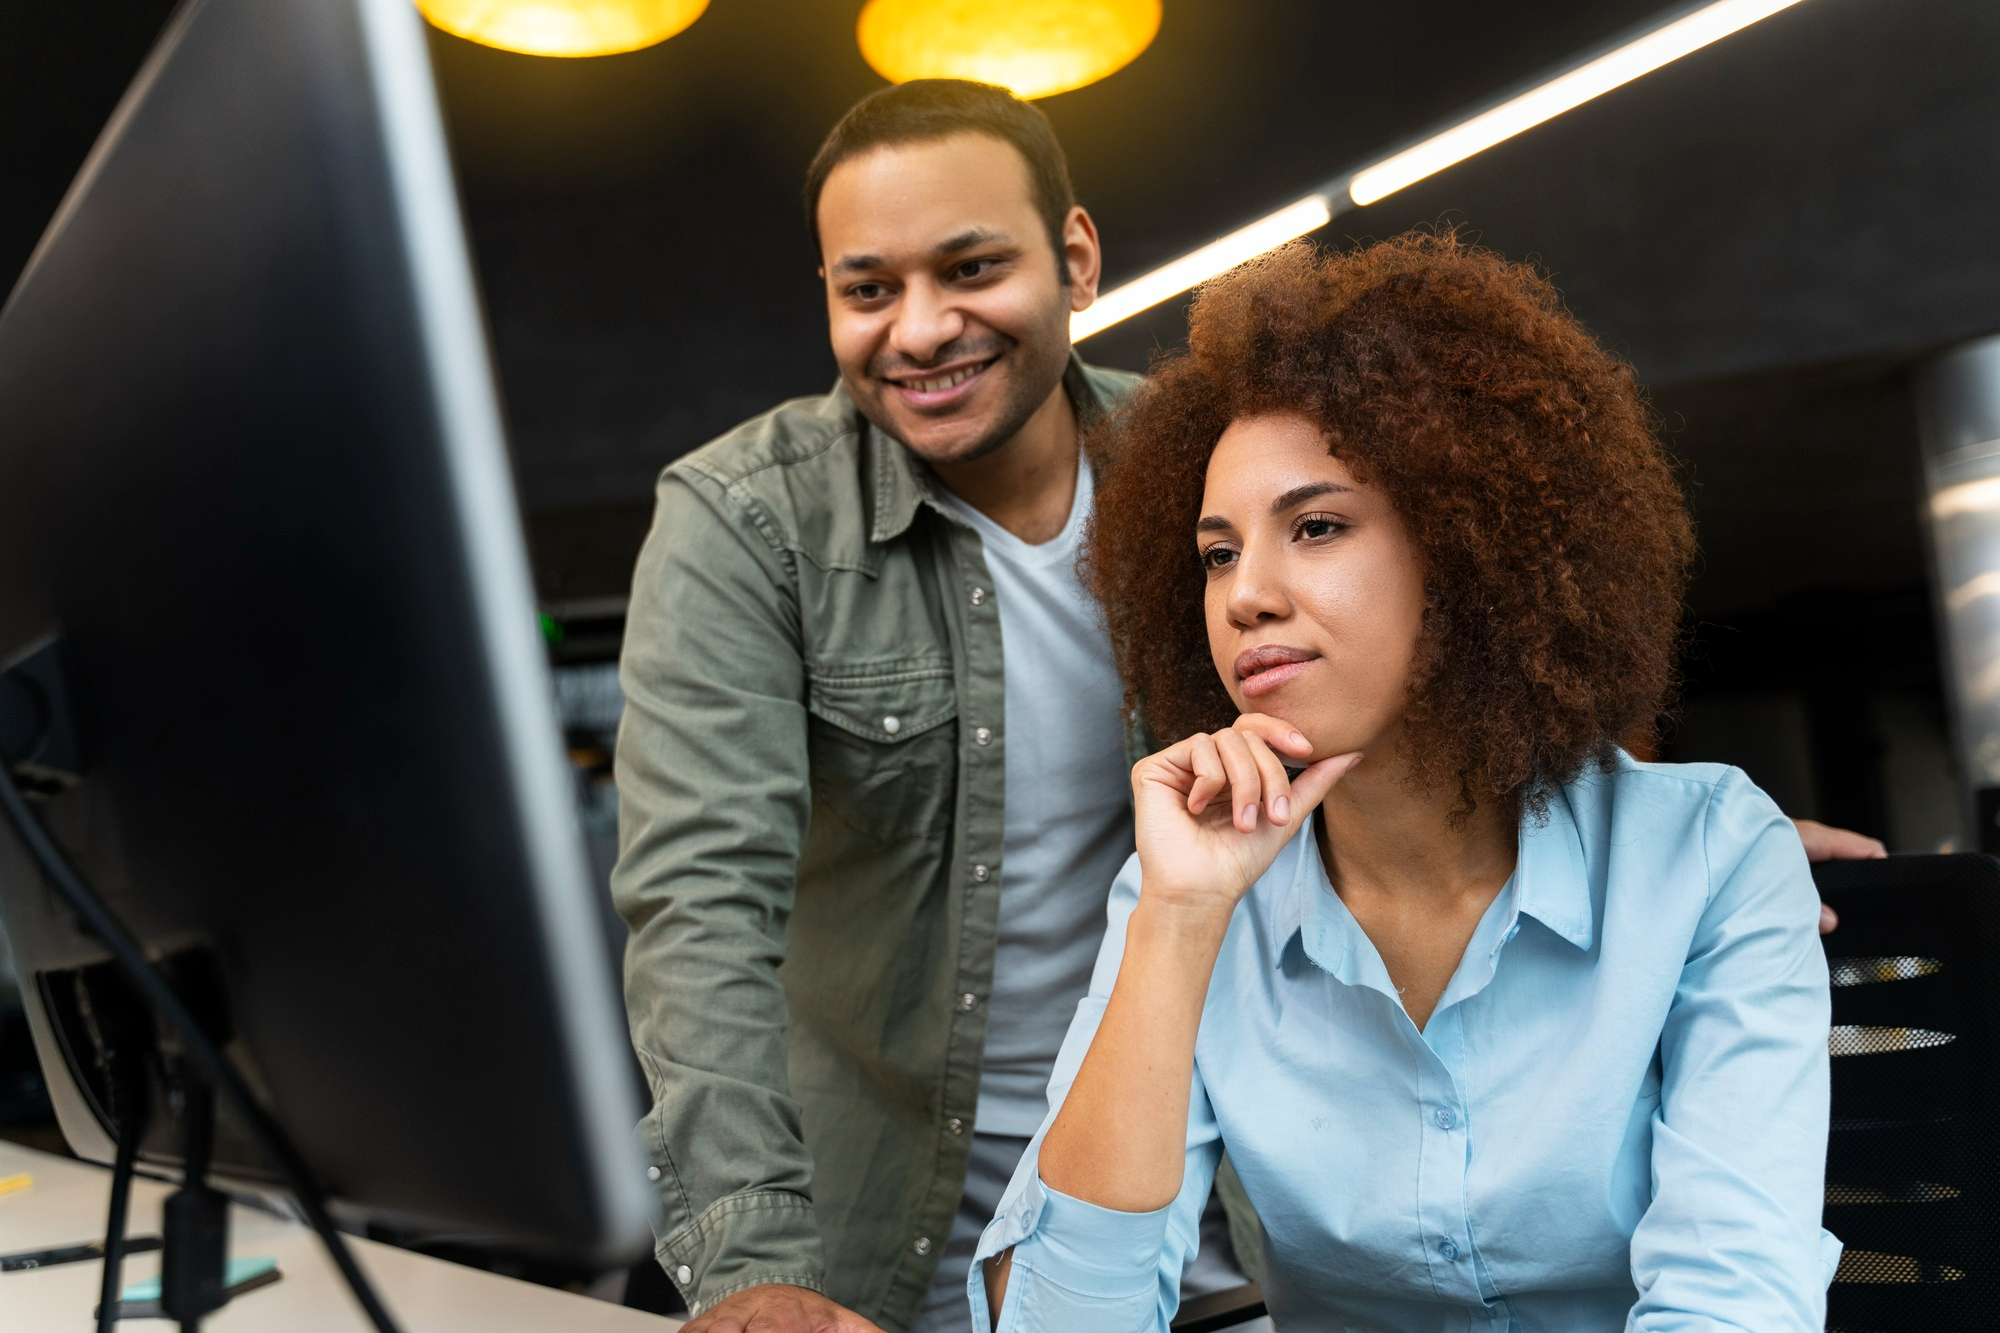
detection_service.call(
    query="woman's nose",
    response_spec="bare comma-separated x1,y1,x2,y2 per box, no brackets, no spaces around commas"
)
1226,547,1291,625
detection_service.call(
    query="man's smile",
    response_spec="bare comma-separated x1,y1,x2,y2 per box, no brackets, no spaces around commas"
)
883,354,999,411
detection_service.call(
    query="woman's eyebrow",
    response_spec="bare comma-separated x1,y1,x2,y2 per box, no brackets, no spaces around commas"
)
1196,515,1233,534
1270,481,1353,515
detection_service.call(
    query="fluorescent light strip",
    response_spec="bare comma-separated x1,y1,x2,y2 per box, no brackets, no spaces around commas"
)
1074,0,1807,342
1946,570,2000,614
1349,0,1805,205
1069,194,1332,342
1932,476,2000,520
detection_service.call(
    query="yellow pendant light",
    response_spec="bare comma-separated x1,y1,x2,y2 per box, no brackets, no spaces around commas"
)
417,0,709,58
858,0,1161,100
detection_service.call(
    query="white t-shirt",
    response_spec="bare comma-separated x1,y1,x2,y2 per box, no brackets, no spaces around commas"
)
937,455,1136,1136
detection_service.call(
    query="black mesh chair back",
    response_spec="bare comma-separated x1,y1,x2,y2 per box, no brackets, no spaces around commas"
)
1816,853,2000,1332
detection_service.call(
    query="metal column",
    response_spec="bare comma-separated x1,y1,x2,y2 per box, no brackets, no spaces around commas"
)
1918,335,2000,852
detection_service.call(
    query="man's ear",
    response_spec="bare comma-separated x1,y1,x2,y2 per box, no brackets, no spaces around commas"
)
1063,205,1102,313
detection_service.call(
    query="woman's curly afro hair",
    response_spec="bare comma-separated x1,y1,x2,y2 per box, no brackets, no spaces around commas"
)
1082,231,1695,817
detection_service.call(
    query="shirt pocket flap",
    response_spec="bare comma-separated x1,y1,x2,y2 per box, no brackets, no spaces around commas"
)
807,660,957,743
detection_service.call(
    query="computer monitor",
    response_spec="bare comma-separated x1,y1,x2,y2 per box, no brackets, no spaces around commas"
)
0,0,652,1267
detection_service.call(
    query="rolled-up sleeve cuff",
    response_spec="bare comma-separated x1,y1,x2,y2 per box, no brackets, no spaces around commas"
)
1027,1178,1174,1288
659,1189,826,1315
969,1168,1173,1330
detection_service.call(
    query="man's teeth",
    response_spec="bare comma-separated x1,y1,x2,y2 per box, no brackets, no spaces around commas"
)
906,365,982,393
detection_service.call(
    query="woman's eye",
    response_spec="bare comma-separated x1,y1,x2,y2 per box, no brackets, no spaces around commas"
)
1295,513,1347,542
1200,546,1238,572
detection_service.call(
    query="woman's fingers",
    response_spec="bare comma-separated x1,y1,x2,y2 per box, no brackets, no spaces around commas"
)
1288,750,1365,814
1210,728,1266,832
1150,724,1350,833
1241,730,1296,825
1184,733,1227,815
1232,712,1314,759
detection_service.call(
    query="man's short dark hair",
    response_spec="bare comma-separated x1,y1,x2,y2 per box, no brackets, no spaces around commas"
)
804,79,1077,284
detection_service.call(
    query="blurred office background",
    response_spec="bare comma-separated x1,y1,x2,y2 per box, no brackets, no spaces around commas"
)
3,0,1996,1141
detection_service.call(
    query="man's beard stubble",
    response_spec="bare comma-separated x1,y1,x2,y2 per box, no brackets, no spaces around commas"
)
854,313,1074,466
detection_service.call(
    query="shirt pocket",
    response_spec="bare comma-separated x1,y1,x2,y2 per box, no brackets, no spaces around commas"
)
805,658,958,844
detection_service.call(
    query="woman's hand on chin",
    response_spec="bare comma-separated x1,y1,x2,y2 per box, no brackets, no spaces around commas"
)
1133,713,1362,915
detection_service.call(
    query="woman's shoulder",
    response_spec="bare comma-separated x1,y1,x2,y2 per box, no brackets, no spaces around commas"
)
1568,750,1785,824
1563,750,1807,902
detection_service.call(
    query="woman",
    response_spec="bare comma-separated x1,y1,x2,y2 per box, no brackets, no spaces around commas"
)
970,234,1838,1331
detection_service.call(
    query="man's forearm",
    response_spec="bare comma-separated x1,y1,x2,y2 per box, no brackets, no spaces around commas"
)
617,467,823,1309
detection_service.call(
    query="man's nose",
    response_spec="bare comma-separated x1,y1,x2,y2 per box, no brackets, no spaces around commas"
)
891,281,965,364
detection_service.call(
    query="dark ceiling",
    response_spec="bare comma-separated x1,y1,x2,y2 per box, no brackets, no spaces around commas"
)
5,0,1995,616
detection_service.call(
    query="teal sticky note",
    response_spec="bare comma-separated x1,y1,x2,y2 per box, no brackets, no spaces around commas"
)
122,1255,279,1301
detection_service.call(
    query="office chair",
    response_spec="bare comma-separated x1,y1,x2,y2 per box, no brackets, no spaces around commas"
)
1171,1281,1267,1331
1816,853,2000,1332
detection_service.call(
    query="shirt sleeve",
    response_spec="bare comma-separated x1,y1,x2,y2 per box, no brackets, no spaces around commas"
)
967,853,1224,1333
613,466,827,1311
1628,767,1839,1331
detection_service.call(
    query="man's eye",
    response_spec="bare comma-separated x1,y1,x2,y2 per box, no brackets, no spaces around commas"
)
953,259,995,281
848,283,888,302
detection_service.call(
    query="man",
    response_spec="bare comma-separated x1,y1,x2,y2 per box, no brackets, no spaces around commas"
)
614,80,1166,1333
613,79,1882,1333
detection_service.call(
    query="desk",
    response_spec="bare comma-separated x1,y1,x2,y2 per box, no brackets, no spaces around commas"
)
0,1141,682,1330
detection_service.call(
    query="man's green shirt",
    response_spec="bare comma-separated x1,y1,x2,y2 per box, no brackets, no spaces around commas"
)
614,356,1143,1327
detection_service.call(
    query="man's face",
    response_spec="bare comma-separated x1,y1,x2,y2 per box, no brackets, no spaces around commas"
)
817,132,1098,465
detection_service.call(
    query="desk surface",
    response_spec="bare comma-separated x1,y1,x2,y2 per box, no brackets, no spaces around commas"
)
0,1140,682,1330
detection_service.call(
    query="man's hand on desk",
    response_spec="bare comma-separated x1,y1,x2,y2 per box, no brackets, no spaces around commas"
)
681,1284,888,1333
1793,817,1888,935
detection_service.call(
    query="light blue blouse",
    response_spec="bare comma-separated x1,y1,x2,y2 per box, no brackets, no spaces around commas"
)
970,756,1840,1332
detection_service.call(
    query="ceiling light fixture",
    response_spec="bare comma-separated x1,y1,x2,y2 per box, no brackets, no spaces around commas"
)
416,0,708,58
858,0,1161,101
1074,0,1808,341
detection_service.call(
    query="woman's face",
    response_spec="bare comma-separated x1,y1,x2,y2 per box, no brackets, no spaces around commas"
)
1198,413,1426,762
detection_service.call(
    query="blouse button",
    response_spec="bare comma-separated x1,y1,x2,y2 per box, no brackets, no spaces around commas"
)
1433,1106,1457,1130
1437,1238,1460,1262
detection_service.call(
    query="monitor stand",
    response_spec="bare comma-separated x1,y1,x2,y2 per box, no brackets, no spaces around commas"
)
1,639,400,1332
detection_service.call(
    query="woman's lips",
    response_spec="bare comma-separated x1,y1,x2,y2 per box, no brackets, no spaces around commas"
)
1235,645,1319,699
